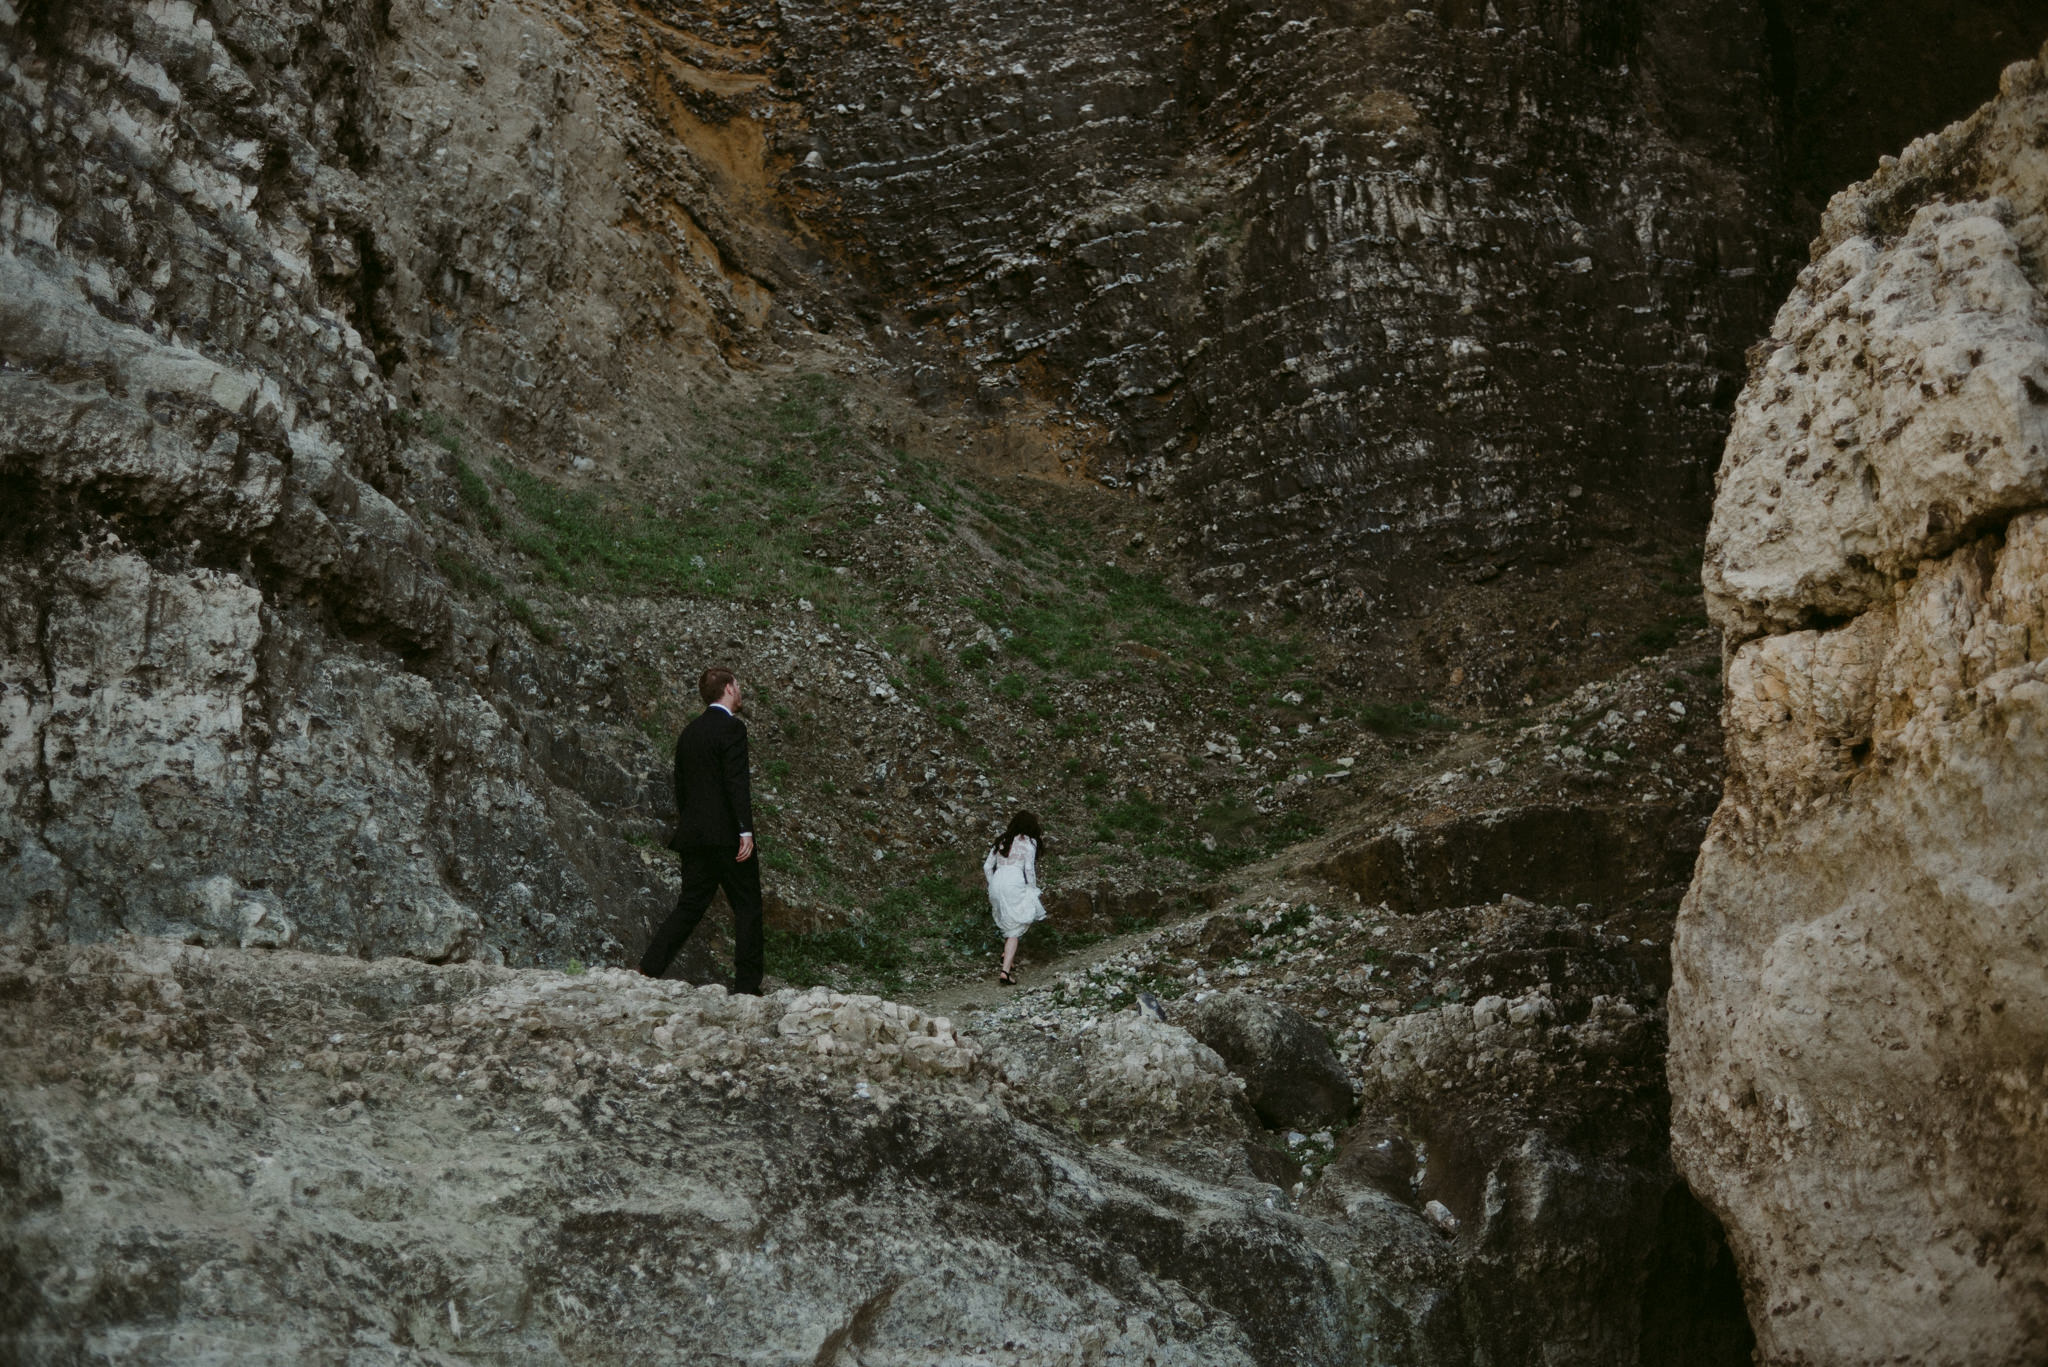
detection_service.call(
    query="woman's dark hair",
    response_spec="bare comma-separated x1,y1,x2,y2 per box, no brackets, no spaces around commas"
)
994,810,1044,858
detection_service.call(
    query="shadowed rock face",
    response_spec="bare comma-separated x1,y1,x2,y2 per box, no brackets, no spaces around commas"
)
1674,43,2048,1366
1186,989,1355,1130
1766,0,2048,214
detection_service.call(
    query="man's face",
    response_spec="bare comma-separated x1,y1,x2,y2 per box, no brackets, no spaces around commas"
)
724,680,743,714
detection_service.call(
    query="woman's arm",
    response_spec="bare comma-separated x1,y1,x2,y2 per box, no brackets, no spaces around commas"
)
983,848,998,881
1022,838,1036,888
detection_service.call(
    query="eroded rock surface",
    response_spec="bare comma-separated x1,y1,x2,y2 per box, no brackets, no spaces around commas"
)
1674,44,2048,1365
0,939,1477,1365
0,0,777,965
774,0,1800,641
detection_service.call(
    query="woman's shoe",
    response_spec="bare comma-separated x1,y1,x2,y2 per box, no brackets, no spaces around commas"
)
997,968,1015,985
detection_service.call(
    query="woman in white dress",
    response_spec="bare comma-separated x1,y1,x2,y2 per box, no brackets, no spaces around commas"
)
983,811,1046,985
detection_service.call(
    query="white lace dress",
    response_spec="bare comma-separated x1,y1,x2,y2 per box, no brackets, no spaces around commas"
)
983,835,1047,938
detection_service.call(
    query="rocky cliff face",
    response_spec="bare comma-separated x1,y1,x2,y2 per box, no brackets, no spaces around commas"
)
745,0,2048,690
7,0,2044,963
0,0,1340,971
9,0,2048,1360
4,874,1750,1367
766,0,1804,691
0,0,760,966
1672,44,2048,1365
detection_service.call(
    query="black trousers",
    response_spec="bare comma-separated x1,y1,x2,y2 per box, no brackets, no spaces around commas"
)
640,844,763,993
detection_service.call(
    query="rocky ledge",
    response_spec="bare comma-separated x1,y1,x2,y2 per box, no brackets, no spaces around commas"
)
3,920,1764,1365
2,939,1466,1365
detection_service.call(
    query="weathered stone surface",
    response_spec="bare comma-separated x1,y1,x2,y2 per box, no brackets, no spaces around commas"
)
973,873,1754,1367
768,0,1802,628
1674,44,2048,1366
981,1008,1261,1149
747,0,2046,646
6,0,2044,957
5,0,2048,1354
0,0,765,966
0,939,1469,1365
1705,195,2048,637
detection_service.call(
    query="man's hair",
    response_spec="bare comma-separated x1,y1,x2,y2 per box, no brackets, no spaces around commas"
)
698,667,737,706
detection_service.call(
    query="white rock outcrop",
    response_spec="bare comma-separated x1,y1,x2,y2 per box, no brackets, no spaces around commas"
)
1673,44,2048,1366
0,940,1460,1364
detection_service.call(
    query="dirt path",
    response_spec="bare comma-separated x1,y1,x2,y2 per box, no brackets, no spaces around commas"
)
905,844,1327,1021
903,724,1521,1021
909,917,1186,1020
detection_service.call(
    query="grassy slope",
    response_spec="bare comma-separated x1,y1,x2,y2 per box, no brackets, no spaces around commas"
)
410,374,1503,994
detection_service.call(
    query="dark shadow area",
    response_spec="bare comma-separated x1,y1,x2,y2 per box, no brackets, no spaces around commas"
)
1772,0,2048,219
1639,1182,1757,1366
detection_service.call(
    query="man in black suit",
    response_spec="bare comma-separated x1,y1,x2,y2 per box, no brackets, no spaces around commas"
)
639,666,764,993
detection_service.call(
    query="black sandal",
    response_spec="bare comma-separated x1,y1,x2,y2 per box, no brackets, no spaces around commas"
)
997,968,1015,985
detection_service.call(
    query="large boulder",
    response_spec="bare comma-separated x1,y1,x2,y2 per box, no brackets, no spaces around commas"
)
1673,44,2048,1366
1185,990,1354,1131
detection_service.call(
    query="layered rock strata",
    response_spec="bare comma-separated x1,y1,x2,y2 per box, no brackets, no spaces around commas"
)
0,0,784,963
7,0,2046,959
742,0,2045,641
1673,45,2048,1364
767,0,1803,629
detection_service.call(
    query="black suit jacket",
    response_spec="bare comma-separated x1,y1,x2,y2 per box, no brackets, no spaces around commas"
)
668,706,755,851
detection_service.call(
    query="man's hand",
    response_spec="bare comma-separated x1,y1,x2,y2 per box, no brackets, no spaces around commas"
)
737,834,755,862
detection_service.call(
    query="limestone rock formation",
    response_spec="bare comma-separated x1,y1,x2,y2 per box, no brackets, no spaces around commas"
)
7,0,2045,961
0,938,1469,1364
0,0,749,965
8,0,2048,1357
761,0,2048,655
1673,44,2048,1365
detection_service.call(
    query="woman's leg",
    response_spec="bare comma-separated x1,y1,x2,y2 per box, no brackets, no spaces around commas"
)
1001,936,1019,974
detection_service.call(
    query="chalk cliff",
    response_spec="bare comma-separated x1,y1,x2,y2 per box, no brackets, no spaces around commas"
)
1673,43,2048,1365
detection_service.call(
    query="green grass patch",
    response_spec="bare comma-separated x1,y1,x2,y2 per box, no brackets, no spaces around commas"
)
479,376,874,615
451,457,501,530
765,857,993,994
397,408,466,457
1655,546,1706,599
962,562,1308,690
1356,701,1457,736
435,549,556,644
1094,794,1169,842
